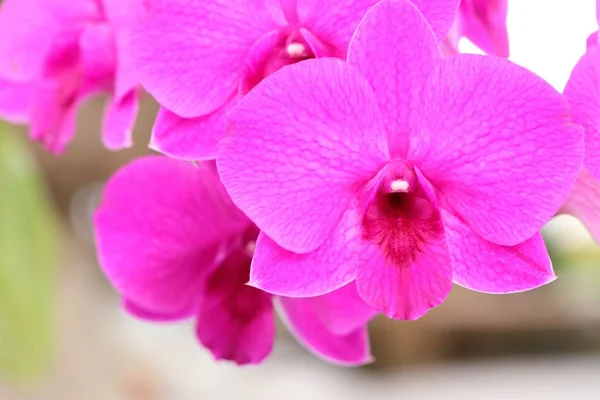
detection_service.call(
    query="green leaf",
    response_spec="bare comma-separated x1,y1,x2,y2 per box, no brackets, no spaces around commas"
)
0,124,58,383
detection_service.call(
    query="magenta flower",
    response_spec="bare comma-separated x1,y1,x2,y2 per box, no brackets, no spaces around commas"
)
0,0,139,153
217,0,584,320
93,156,375,365
587,2,600,51
124,0,459,160
442,0,509,57
561,46,600,242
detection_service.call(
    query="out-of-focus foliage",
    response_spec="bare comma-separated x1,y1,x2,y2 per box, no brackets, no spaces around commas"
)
0,124,58,383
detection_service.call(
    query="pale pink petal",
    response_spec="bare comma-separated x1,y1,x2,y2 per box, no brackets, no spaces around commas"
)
249,210,363,297
0,0,98,81
0,78,32,124
306,282,377,336
564,47,600,180
276,297,373,366
219,58,388,253
93,157,247,317
347,0,442,156
102,90,139,150
196,250,275,365
460,0,509,57
150,106,229,161
443,211,555,293
125,0,276,117
561,171,600,244
356,236,453,320
412,54,584,246
123,299,194,322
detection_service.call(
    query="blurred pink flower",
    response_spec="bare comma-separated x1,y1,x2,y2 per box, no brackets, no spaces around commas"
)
124,0,459,160
217,0,584,320
93,156,375,366
561,46,600,243
0,0,139,153
586,0,600,49
442,0,509,57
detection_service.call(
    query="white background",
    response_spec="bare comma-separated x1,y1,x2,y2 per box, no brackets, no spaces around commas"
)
462,0,597,91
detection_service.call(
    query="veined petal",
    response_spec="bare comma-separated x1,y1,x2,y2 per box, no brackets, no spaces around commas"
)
412,54,584,246
219,58,388,253
443,211,555,293
410,0,461,41
250,210,363,297
356,234,452,320
124,0,276,117
347,0,442,156
298,0,381,58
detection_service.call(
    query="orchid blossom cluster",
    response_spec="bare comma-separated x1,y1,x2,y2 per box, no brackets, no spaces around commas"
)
1,0,599,366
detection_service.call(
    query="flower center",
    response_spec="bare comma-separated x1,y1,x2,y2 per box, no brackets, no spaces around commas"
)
205,247,271,324
361,163,443,268
264,33,315,77
241,30,316,94
285,42,309,58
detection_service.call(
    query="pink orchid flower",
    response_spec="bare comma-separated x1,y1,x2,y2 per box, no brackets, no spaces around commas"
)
561,46,600,243
586,1,600,50
93,156,375,366
0,0,139,153
217,0,584,320
124,0,459,160
442,0,509,57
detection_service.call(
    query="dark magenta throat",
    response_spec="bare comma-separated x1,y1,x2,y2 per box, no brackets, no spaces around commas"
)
361,163,444,268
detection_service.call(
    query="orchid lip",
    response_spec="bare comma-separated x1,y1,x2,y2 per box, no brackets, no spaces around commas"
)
361,162,444,268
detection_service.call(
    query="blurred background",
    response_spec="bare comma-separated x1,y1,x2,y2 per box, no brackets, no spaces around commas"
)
1,1,600,399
